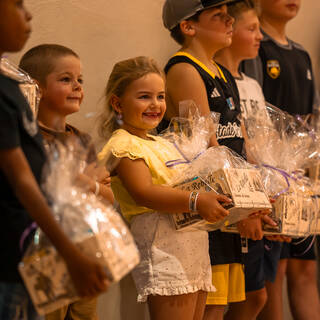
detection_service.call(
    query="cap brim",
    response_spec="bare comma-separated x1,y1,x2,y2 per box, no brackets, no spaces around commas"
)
202,0,243,10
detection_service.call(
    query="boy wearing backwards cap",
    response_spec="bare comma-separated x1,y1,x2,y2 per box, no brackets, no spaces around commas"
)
162,1,264,319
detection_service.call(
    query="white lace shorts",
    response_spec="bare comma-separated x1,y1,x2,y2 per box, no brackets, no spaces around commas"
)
130,212,215,302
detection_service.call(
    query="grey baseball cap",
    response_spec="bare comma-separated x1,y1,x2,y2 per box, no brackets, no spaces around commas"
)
163,0,241,30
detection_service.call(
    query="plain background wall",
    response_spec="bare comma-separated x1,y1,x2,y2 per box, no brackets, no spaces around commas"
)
9,0,320,138
8,1,320,319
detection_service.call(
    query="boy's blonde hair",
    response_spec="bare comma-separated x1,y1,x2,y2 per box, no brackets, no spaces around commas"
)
98,56,164,139
19,44,79,85
228,0,257,20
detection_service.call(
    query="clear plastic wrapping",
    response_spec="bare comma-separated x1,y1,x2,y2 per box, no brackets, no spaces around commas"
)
243,103,319,236
161,101,271,231
18,140,140,315
0,57,40,116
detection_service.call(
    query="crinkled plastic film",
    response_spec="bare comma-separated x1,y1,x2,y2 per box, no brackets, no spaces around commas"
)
18,140,140,315
243,103,320,236
161,100,252,184
161,101,271,231
0,58,40,117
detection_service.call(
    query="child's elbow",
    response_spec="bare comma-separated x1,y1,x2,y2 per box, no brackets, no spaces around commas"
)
131,188,150,207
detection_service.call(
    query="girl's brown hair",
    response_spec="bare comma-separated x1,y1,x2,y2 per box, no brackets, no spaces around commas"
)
98,56,164,139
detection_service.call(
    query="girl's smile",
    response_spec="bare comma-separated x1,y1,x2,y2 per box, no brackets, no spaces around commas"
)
112,72,166,139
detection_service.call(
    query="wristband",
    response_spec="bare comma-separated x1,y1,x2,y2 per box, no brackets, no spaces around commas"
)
189,191,199,213
94,182,100,196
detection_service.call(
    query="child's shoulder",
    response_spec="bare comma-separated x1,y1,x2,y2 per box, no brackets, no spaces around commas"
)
66,123,92,145
261,31,310,55
0,73,24,108
98,129,146,163
238,72,261,87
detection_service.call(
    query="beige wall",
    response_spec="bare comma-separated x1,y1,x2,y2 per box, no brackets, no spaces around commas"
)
10,0,178,140
287,0,320,91
9,1,319,319
9,0,320,140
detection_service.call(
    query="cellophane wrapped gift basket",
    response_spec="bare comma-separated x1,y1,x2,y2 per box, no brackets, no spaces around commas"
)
223,103,320,237
18,141,140,315
0,57,40,117
161,101,271,231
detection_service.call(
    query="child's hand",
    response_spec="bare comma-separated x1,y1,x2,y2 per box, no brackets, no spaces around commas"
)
261,216,291,242
265,234,292,243
236,216,264,240
197,192,231,223
84,162,111,185
249,208,272,218
65,250,109,297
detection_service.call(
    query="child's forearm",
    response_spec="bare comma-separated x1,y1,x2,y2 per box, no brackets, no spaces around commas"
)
0,147,108,297
0,148,83,261
133,184,190,213
117,157,230,222
127,182,230,224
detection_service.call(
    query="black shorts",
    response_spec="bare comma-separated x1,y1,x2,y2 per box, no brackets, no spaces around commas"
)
209,230,243,265
244,239,282,292
280,236,317,260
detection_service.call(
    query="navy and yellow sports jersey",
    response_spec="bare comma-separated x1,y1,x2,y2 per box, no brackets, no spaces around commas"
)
164,52,244,156
163,52,243,265
241,30,319,115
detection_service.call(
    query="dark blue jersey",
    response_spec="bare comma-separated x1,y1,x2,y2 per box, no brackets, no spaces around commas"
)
241,30,319,116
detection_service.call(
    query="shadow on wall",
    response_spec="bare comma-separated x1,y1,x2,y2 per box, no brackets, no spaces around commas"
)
98,274,149,320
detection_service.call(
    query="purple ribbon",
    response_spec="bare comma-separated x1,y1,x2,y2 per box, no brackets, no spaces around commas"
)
292,235,316,257
165,141,203,168
261,164,294,199
19,222,37,252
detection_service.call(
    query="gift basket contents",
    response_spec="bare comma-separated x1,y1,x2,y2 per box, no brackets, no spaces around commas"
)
221,103,320,237
304,111,320,182
160,100,272,232
18,141,140,315
0,57,40,117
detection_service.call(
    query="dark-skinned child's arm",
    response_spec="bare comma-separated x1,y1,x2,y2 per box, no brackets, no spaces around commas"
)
0,147,109,297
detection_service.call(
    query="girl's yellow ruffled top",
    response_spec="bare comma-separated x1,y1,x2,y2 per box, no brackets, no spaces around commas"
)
98,129,185,222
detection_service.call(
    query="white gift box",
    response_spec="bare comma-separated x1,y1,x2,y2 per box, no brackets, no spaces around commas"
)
19,231,140,315
171,168,272,231
221,192,319,237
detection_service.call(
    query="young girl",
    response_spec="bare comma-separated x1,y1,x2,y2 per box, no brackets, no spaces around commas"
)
97,56,232,320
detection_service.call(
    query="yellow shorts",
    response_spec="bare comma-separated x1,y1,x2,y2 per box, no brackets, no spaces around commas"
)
45,297,98,320
206,263,245,305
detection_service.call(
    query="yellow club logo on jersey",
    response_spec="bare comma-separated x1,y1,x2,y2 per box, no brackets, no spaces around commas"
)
267,60,281,79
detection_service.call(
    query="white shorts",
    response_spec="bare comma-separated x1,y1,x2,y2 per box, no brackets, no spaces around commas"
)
130,212,215,302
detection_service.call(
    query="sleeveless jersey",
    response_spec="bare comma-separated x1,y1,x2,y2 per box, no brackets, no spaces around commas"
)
164,52,243,265
165,52,244,156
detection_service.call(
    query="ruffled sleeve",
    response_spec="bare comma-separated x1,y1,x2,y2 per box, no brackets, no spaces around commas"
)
98,129,146,163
